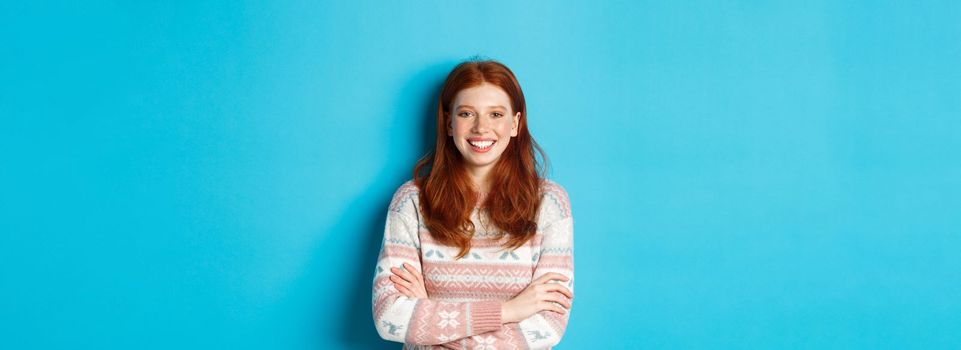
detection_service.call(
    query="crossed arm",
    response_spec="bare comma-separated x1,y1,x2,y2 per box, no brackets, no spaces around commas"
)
385,261,572,349
373,184,575,348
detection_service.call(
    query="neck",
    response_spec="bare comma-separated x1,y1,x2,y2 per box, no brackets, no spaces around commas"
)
464,164,494,193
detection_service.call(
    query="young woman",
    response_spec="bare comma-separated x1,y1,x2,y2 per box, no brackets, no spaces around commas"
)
372,59,574,349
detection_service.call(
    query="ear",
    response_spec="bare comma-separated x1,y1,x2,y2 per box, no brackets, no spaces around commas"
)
445,112,453,136
510,112,520,137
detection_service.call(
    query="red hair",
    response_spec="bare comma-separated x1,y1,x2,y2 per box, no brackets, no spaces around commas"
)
413,59,550,260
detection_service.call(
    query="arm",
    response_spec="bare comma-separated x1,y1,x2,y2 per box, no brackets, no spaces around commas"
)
372,190,503,346
434,216,575,349
519,215,575,348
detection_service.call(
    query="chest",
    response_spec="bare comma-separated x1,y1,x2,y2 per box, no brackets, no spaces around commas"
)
418,225,538,301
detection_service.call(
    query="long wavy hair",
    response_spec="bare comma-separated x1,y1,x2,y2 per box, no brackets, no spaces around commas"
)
413,59,549,260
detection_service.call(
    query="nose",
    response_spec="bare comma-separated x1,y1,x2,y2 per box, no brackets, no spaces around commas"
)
471,115,492,133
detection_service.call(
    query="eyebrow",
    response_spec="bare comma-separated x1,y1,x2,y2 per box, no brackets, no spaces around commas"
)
455,104,508,110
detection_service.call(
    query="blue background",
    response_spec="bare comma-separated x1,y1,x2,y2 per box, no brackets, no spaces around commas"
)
2,1,959,349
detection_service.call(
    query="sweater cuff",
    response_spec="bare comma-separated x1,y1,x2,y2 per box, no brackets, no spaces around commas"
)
470,300,502,333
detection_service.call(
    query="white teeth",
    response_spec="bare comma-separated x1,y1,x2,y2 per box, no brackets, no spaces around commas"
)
468,140,495,148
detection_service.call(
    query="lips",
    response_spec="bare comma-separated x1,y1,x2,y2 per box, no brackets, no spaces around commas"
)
467,138,495,153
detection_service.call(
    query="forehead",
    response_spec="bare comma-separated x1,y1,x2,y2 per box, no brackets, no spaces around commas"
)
451,83,512,109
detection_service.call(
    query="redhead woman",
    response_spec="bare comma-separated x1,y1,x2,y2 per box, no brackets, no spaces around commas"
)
372,59,574,349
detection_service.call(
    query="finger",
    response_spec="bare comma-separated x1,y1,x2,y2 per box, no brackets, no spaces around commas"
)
540,301,567,315
406,276,426,294
544,292,572,309
542,284,573,299
390,266,415,283
550,304,567,315
395,284,415,298
403,263,425,282
390,266,413,279
533,272,570,285
390,275,412,288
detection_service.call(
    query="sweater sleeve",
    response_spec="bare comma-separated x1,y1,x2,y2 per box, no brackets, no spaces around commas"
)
372,185,504,346
431,214,575,349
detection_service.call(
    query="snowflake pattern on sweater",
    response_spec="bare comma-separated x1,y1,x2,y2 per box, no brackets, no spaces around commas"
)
372,179,574,350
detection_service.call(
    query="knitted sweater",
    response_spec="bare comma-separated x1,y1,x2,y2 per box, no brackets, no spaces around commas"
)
372,179,575,349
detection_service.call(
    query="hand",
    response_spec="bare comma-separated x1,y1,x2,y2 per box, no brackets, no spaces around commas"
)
501,273,572,323
390,262,429,299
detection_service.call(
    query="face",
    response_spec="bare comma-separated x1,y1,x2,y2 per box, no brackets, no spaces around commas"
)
446,82,521,175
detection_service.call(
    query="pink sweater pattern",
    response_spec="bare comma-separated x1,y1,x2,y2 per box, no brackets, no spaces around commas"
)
372,179,574,349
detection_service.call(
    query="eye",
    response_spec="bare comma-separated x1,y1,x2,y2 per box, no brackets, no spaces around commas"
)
457,111,473,117
492,112,503,118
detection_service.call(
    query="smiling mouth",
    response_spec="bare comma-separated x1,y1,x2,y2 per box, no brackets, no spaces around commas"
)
467,140,495,149
467,139,495,153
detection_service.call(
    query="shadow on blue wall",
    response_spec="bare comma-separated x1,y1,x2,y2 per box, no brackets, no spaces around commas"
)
321,62,454,348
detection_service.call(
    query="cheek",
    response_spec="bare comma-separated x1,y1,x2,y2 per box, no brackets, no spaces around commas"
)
450,121,470,136
494,120,514,134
